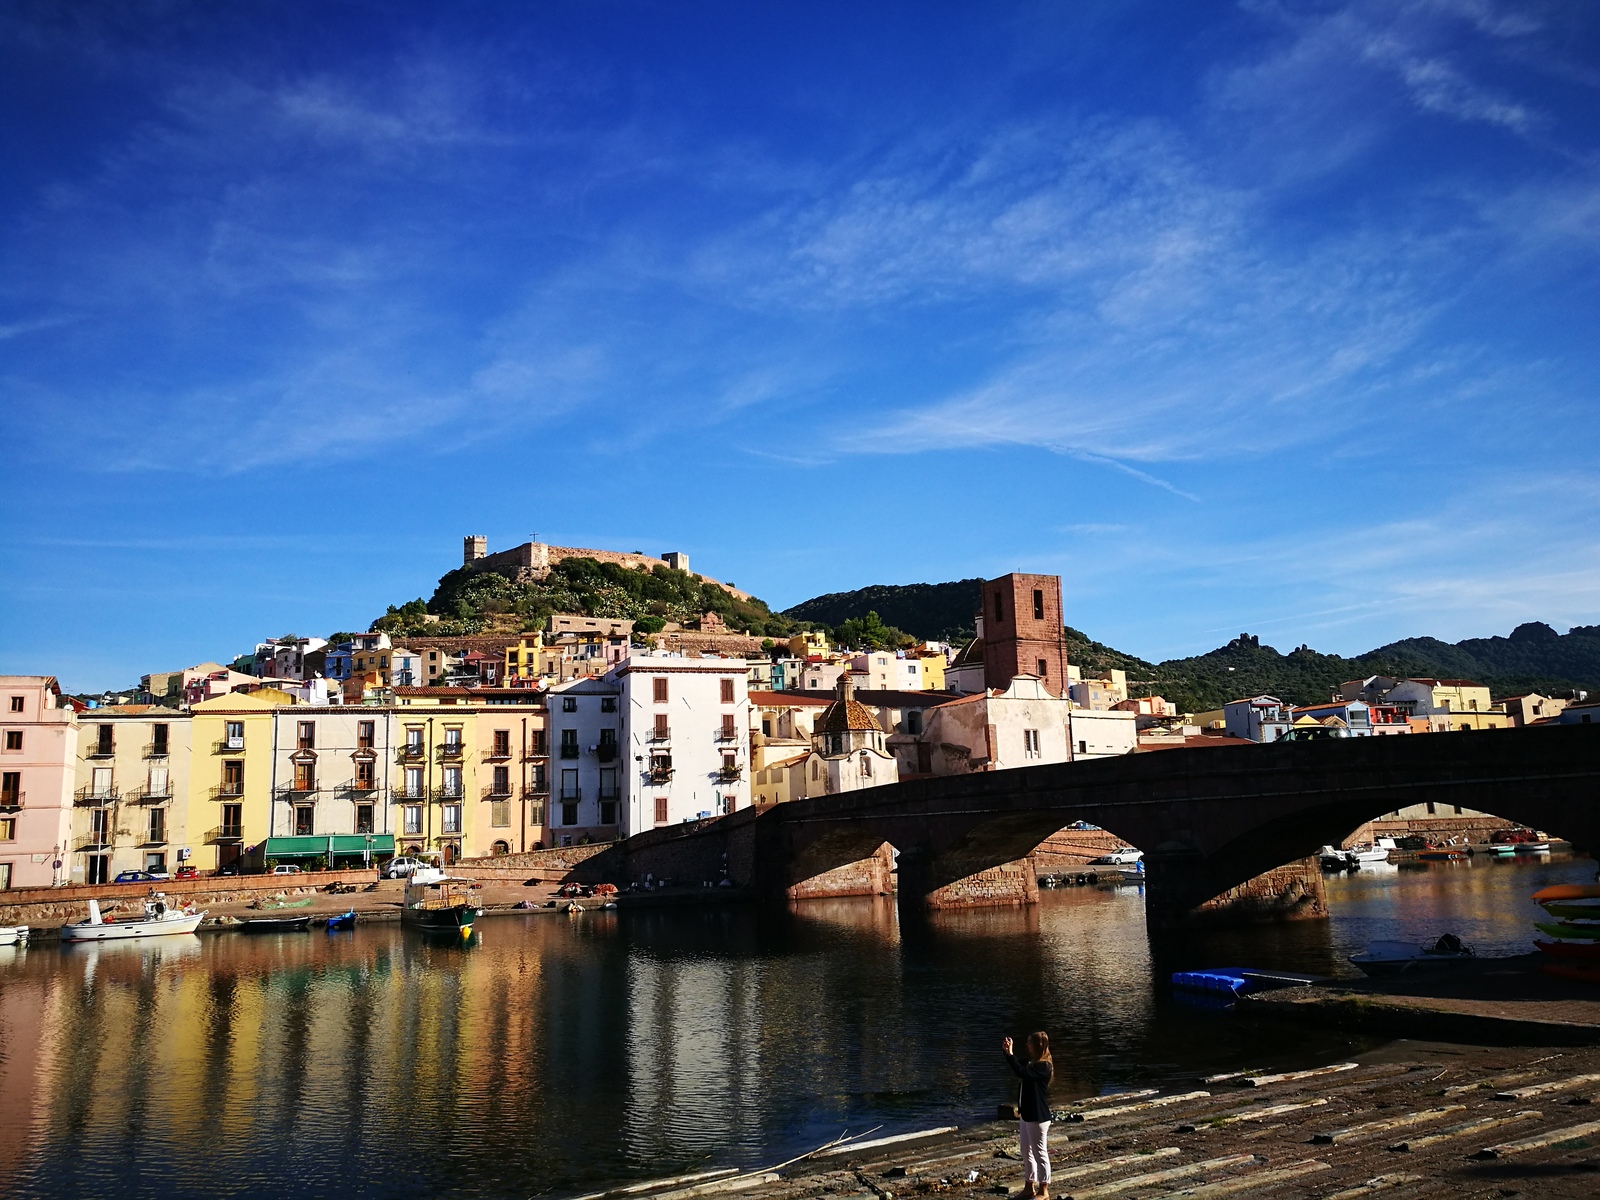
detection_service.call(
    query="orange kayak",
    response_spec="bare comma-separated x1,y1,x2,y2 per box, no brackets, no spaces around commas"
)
1532,883,1600,903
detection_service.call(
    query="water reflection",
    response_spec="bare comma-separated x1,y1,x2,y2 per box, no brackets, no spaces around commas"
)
0,854,1588,1200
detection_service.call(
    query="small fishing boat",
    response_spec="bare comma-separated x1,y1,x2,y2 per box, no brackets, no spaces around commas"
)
1349,846,1390,863
401,868,483,938
60,896,205,942
325,910,356,931
1416,848,1467,862
1349,934,1476,976
1515,841,1552,854
239,915,311,934
0,925,30,946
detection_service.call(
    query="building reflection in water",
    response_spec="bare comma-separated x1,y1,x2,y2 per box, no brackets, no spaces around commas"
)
0,853,1591,1200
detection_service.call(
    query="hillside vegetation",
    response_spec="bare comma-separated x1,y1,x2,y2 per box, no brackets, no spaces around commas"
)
782,580,1600,710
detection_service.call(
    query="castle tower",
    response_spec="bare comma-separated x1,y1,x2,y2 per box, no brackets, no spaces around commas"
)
463,535,487,567
981,573,1068,697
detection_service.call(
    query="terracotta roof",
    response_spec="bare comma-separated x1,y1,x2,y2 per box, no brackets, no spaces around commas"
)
850,689,961,707
750,690,832,707
815,697,880,734
949,637,984,668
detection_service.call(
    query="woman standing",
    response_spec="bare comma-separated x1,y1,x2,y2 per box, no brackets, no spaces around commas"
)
1003,1032,1054,1198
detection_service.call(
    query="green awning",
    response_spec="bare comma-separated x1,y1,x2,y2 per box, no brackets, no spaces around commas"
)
264,834,396,858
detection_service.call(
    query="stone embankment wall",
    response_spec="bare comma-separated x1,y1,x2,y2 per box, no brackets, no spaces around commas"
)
1344,815,1544,846
1031,828,1127,870
1190,856,1327,926
0,870,377,927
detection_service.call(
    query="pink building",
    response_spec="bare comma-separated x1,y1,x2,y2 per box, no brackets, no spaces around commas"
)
0,676,78,890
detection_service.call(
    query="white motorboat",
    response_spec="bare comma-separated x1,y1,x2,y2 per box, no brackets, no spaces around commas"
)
1349,934,1476,977
0,925,29,946
1515,841,1552,854
1318,845,1357,870
1348,846,1390,863
59,896,205,942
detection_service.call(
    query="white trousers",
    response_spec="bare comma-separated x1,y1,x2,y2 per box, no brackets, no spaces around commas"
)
1019,1119,1051,1184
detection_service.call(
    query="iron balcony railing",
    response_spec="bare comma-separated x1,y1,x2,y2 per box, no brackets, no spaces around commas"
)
391,787,428,801
0,791,22,810
433,788,465,801
717,766,744,781
134,787,173,804
206,826,245,843
75,835,113,852
144,742,170,759
486,746,513,761
715,729,740,742
648,768,674,783
212,783,246,800
559,744,580,759
596,744,617,763
439,742,465,759
402,744,427,760
74,786,120,805
523,783,549,797
214,737,246,753
647,727,672,742
483,784,514,799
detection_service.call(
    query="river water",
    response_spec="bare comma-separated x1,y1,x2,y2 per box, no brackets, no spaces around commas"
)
0,852,1591,1200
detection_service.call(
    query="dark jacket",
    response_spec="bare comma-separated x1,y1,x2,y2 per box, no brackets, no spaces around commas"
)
1006,1054,1053,1122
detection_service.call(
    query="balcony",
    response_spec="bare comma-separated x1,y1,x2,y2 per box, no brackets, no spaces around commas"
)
75,835,113,852
211,784,246,801
596,744,618,763
559,744,580,760
433,788,465,802
206,826,244,843
274,784,321,799
717,766,744,782
523,783,549,798
74,786,119,806
486,746,513,761
647,727,672,743
144,742,170,759
214,738,246,754
133,787,173,804
648,768,674,784
439,742,465,759
483,785,514,800
86,742,116,760
715,729,740,743
0,792,20,811
391,787,428,802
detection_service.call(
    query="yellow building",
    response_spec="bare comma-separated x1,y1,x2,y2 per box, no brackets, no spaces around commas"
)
1396,679,1511,732
502,633,545,683
188,691,295,872
788,631,829,657
915,653,947,691
389,692,483,864
69,706,193,884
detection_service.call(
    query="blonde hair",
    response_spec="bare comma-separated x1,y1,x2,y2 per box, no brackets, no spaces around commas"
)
1027,1031,1052,1063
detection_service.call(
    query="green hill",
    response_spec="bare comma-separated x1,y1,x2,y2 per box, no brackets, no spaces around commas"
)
781,580,1599,710
370,556,798,640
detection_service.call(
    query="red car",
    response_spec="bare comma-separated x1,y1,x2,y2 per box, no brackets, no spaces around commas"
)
173,865,198,880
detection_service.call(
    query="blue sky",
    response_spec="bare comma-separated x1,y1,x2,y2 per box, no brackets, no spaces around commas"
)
2,1,1598,691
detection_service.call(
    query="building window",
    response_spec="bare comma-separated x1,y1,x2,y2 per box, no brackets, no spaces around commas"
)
761,718,772,737
152,724,169,755
653,677,669,704
222,803,242,839
294,806,315,836
721,678,735,703
601,696,617,713
441,767,462,798
531,763,548,790
1024,729,1041,759
355,803,374,834
561,802,578,826
358,721,375,749
145,852,166,875
560,729,579,759
223,760,244,795
906,711,922,735
561,769,579,800
493,729,511,756
1078,740,1087,755
562,696,577,712
294,762,316,792
993,591,1004,623
7,697,20,713
1,772,19,805
599,768,617,800
531,729,548,756
225,721,244,749
443,727,463,750
1033,589,1044,620
0,818,14,841
297,721,315,750
403,805,423,835
442,805,461,834
147,808,166,843
3,731,22,752
491,800,510,827
1037,659,1048,679
654,796,668,824
96,724,113,755
355,760,375,790
600,800,617,825
812,759,819,780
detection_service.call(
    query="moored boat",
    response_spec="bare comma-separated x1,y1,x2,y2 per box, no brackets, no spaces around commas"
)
325,910,356,931
0,925,30,946
1349,846,1390,863
400,868,483,938
1534,939,1600,961
239,915,311,934
1539,900,1600,920
1536,921,1600,942
60,896,205,942
1416,848,1467,862
1533,883,1600,903
1349,934,1475,976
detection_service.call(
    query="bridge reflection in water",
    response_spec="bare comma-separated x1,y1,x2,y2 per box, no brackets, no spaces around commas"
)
0,853,1592,1200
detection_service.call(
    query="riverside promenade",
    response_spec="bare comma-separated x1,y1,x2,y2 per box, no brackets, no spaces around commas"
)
585,1045,1600,1200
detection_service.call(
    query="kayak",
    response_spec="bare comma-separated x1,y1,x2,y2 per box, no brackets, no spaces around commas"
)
1540,961,1600,985
1534,939,1600,961
1536,922,1600,941
1540,902,1600,920
1532,883,1600,903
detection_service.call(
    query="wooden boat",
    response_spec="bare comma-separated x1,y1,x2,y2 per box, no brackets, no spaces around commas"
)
401,868,482,938
1348,935,1475,976
1533,883,1600,903
60,896,205,942
1534,939,1600,961
325,910,356,931
1416,849,1467,862
239,915,311,934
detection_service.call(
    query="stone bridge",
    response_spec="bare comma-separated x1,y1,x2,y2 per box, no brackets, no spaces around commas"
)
600,724,1600,929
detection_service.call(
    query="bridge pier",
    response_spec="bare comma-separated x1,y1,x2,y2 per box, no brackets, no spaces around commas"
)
1145,854,1327,930
896,848,1039,914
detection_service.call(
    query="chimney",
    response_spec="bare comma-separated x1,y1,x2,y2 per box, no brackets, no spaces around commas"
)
464,535,486,567
837,672,854,702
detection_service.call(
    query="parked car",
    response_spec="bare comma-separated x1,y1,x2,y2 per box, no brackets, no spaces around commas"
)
215,863,241,877
379,856,430,879
270,864,303,876
173,865,198,880
113,869,169,883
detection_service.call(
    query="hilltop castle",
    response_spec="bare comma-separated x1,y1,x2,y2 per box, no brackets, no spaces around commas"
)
460,536,751,600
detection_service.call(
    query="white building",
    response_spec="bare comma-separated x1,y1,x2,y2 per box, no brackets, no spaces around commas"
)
1067,708,1139,758
800,660,847,693
264,709,395,867
796,677,896,797
545,655,751,843
1224,695,1293,742
848,652,926,692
